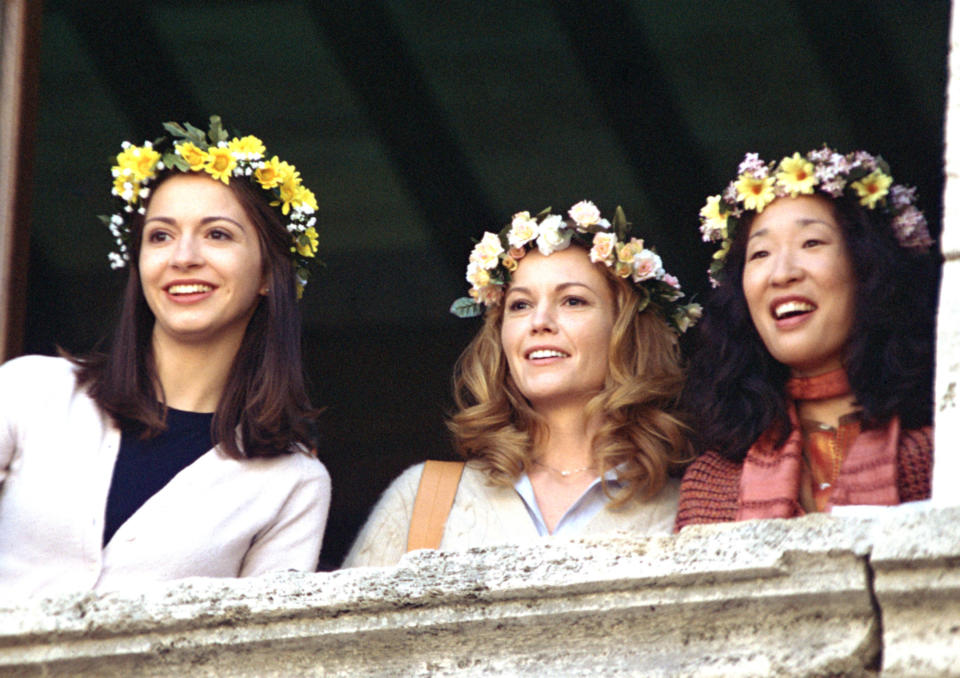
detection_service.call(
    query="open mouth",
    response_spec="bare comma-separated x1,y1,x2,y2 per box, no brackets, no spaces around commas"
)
167,283,214,295
526,349,569,360
772,300,815,320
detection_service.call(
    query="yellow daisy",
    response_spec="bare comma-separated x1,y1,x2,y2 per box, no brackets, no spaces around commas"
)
204,146,237,184
228,135,266,158
273,171,302,215
775,153,817,197
850,169,892,209
112,174,140,203
254,156,284,189
294,185,318,212
176,142,208,172
296,227,319,257
114,145,160,183
699,195,728,240
735,173,776,213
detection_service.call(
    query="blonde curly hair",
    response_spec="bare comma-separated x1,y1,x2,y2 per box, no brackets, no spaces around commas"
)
447,248,693,505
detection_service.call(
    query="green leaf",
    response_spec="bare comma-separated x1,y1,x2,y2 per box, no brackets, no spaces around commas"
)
163,151,189,172
97,214,112,226
162,121,189,138
635,285,651,312
534,206,552,220
450,297,483,318
183,122,207,146
613,205,628,230
208,115,228,144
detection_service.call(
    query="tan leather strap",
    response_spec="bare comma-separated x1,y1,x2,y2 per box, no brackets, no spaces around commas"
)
406,460,466,552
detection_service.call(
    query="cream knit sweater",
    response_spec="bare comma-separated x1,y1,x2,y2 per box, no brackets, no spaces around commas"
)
343,461,678,568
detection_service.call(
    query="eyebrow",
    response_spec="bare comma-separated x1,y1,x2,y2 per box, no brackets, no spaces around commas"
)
748,218,837,241
143,215,249,232
505,281,597,297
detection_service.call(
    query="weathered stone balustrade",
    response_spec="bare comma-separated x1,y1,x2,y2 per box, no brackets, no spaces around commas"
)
1,504,958,677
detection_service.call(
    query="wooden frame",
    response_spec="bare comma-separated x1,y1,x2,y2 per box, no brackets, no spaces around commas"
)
0,0,42,360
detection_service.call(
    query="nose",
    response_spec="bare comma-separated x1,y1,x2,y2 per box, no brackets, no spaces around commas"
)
530,300,557,334
170,233,204,269
769,247,802,286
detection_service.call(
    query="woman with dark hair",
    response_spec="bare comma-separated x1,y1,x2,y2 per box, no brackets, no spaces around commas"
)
345,202,701,567
0,117,330,597
676,148,936,529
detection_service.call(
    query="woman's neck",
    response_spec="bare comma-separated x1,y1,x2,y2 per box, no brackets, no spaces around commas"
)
532,401,602,469
788,367,859,429
151,332,241,412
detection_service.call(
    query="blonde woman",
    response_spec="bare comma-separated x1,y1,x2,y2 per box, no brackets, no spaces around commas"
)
344,202,700,567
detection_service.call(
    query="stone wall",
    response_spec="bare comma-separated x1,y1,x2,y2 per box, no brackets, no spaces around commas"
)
2,506,958,677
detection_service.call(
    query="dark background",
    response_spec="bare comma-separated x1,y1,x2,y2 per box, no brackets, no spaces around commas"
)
26,1,948,568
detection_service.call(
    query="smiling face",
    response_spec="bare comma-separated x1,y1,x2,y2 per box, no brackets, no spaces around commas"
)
500,247,616,411
742,194,857,377
139,173,267,350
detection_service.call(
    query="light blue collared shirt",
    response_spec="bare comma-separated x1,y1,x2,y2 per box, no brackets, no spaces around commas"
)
513,467,623,536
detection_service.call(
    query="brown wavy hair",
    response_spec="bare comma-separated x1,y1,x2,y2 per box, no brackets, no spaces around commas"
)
447,248,693,505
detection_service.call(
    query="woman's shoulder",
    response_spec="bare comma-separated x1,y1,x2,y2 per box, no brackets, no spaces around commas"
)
675,451,743,530
238,445,331,488
0,355,80,402
0,354,76,380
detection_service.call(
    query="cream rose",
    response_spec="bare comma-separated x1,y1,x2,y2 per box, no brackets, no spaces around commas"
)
568,200,609,230
470,232,504,269
535,215,572,256
508,213,538,248
589,232,617,265
631,249,664,282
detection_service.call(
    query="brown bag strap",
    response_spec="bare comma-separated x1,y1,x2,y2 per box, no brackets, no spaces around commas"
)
406,460,466,552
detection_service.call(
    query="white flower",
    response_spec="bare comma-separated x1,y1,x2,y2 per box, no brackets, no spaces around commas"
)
108,252,127,269
508,211,539,248
675,304,702,332
631,249,663,282
469,231,504,269
568,200,610,231
465,260,491,288
535,214,572,256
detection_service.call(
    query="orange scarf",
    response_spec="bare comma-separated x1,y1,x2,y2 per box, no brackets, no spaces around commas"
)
736,369,900,520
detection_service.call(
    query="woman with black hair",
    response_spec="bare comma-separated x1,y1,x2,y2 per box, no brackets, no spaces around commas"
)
0,117,330,596
676,148,936,529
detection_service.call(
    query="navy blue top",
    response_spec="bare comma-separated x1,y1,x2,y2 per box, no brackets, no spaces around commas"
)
103,408,215,547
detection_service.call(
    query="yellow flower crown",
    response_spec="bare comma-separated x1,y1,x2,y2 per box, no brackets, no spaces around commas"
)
699,147,933,284
450,201,702,334
101,116,319,291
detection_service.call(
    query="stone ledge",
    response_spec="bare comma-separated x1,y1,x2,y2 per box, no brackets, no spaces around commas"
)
1,508,958,677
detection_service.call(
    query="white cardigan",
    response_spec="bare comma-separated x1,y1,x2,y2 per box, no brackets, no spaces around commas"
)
0,356,331,599
343,461,679,568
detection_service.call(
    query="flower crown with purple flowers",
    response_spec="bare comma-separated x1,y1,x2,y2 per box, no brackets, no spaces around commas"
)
699,147,934,284
450,200,702,334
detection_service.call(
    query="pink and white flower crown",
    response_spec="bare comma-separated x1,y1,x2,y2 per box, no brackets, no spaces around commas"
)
699,146,933,285
451,201,701,334
101,116,319,292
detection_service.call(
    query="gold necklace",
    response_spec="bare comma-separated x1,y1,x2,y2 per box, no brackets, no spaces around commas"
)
533,460,594,478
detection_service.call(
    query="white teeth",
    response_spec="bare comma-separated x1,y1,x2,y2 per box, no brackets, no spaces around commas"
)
774,300,815,319
168,284,213,295
528,349,568,359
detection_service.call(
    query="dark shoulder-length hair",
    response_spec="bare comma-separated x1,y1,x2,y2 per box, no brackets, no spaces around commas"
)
71,171,316,458
682,193,937,462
